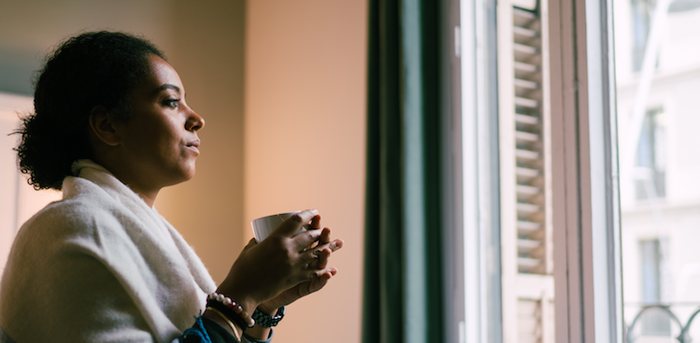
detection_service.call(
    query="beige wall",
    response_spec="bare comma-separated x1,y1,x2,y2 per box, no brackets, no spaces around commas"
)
245,0,367,341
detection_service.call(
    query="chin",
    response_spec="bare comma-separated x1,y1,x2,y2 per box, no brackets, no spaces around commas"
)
168,164,196,186
183,165,197,181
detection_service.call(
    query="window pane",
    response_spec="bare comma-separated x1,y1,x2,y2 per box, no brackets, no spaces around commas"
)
462,0,557,340
614,0,700,340
0,93,60,275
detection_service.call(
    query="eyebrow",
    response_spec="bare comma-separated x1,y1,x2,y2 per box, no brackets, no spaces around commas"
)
156,84,181,94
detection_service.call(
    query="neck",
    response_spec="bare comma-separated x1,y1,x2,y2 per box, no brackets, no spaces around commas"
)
135,189,157,207
91,155,161,208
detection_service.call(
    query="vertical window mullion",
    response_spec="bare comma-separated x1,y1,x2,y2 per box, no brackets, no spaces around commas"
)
548,0,624,341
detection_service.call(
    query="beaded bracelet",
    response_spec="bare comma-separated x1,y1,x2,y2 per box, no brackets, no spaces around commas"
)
206,292,255,330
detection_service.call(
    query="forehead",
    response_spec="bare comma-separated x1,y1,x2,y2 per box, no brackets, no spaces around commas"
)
142,55,184,92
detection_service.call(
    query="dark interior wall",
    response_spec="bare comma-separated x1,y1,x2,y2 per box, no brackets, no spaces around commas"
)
0,1,179,95
0,48,35,95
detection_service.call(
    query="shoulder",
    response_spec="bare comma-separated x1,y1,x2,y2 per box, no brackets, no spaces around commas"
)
21,195,107,234
11,185,132,261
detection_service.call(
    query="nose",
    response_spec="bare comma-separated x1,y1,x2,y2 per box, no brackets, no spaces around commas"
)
186,107,205,131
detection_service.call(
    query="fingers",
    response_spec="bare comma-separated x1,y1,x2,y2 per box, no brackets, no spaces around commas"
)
291,226,326,251
316,248,330,269
296,237,343,282
298,238,343,265
302,268,337,295
306,216,323,249
318,238,343,254
267,267,339,308
306,247,330,270
308,215,321,230
318,226,331,246
276,209,318,237
308,267,338,282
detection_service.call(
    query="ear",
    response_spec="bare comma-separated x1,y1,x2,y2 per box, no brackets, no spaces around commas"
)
88,105,122,147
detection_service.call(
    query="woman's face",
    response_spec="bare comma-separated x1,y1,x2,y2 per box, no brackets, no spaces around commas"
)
113,54,205,193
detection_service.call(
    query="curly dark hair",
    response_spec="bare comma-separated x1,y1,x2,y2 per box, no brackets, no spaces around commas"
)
15,31,165,190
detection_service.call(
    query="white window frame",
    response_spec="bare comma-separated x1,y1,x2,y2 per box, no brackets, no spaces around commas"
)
458,0,625,340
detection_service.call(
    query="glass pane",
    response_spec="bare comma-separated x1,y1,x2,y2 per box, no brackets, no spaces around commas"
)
614,0,700,341
0,94,61,275
462,0,557,340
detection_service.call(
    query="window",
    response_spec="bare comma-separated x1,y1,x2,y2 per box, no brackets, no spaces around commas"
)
0,92,61,276
458,0,622,340
459,0,700,340
635,108,666,200
638,239,671,337
631,0,652,72
616,0,700,339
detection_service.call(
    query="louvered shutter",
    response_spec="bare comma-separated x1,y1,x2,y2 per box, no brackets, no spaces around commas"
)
497,2,555,343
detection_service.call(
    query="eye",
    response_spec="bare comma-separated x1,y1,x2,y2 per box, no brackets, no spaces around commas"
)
163,98,180,108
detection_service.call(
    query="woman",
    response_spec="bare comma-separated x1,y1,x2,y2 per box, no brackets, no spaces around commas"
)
0,31,343,343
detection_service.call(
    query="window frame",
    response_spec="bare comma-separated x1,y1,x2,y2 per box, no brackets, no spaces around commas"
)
458,0,504,340
456,0,625,340
548,0,623,340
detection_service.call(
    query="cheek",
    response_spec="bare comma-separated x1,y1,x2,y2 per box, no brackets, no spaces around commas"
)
151,121,182,152
129,115,185,158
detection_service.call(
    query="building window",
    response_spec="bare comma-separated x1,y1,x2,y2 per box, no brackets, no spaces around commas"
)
638,239,672,336
631,0,653,72
635,108,666,200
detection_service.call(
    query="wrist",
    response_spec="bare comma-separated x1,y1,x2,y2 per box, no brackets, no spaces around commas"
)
203,309,242,340
252,306,286,328
215,286,259,315
257,301,280,316
206,292,256,331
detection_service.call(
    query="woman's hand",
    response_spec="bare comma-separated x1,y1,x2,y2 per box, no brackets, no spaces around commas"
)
258,225,343,314
216,209,340,313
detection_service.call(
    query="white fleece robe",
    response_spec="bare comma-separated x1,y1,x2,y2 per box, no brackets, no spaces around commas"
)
0,160,217,343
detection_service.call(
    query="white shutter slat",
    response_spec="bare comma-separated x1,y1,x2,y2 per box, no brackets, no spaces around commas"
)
516,166,540,177
515,149,540,160
515,131,540,142
514,78,538,89
498,1,555,342
514,61,539,73
517,220,542,231
515,96,539,108
513,26,539,38
516,185,540,195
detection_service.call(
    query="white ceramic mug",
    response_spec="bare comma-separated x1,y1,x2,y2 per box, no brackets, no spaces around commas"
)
251,211,310,242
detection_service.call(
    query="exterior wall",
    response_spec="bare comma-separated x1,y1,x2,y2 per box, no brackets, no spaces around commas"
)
613,2,700,339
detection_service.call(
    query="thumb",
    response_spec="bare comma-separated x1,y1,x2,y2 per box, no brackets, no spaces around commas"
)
274,209,319,237
242,238,257,251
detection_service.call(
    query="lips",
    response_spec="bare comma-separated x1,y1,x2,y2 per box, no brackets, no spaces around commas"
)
186,139,200,148
185,139,200,154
